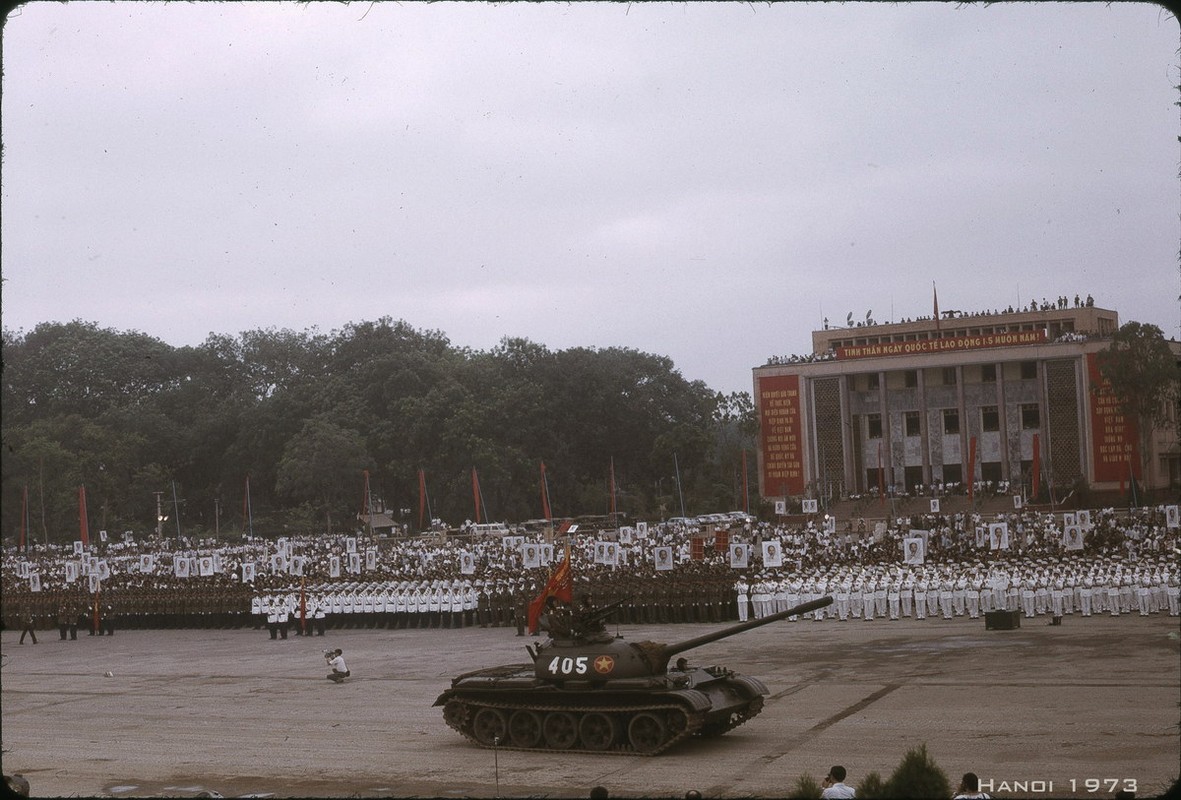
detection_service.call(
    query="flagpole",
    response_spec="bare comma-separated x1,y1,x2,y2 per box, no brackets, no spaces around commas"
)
20,485,28,553
171,480,182,540
673,453,686,518
246,475,254,538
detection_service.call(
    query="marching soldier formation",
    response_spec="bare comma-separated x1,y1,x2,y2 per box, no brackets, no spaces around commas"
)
3,504,1177,636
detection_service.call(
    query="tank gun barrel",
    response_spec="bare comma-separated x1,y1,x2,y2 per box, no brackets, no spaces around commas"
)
661,596,834,661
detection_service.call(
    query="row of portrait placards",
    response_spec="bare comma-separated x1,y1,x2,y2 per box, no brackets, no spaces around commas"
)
18,506,1179,592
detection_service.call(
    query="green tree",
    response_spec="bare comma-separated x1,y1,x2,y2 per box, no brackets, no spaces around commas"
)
882,743,951,799
274,417,371,533
1095,321,1181,487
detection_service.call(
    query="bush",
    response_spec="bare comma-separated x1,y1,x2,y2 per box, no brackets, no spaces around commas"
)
882,743,950,799
857,771,885,799
789,773,822,800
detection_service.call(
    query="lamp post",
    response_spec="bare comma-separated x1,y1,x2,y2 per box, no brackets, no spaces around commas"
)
154,491,168,539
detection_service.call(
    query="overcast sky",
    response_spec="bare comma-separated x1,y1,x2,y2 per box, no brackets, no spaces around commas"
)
2,1,1177,396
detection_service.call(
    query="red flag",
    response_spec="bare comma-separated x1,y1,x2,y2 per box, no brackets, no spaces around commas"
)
877,443,885,506
540,462,552,521
79,485,90,548
933,281,941,331
741,449,750,514
471,468,482,524
527,550,573,634
967,436,978,504
299,576,307,634
418,469,427,531
608,458,617,517
19,486,28,552
242,474,253,534
360,469,371,519
1031,433,1040,501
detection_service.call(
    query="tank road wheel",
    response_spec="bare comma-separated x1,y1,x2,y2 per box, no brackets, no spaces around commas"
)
578,712,618,751
542,711,578,750
627,711,668,754
472,707,507,746
442,699,469,730
666,708,689,739
508,709,543,748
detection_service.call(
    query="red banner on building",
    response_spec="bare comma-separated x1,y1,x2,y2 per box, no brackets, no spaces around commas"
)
758,373,805,496
714,530,730,554
1087,353,1140,483
836,329,1046,360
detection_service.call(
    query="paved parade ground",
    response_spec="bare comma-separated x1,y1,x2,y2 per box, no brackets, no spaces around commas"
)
2,613,1178,799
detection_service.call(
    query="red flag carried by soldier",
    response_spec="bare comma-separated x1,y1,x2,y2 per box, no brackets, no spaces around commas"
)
527,550,573,635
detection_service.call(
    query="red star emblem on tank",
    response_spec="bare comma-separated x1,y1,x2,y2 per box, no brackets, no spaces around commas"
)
593,655,615,674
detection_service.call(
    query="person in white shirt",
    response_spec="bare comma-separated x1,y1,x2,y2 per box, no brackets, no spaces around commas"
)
820,765,855,799
326,648,350,683
953,771,991,799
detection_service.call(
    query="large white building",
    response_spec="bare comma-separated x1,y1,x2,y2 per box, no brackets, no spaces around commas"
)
753,304,1179,504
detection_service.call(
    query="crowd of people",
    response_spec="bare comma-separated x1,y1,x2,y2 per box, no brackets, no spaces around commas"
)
3,503,1177,638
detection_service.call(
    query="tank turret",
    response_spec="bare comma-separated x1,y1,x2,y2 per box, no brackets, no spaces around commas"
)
435,595,834,754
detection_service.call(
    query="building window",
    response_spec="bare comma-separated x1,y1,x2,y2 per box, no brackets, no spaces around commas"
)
1021,404,1040,429
905,411,921,437
867,373,880,391
867,414,882,439
981,406,1000,432
904,370,918,388
943,409,960,435
1020,361,1037,380
942,367,957,386
981,364,997,383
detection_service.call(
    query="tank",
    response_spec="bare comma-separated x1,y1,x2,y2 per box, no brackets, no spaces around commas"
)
434,595,834,755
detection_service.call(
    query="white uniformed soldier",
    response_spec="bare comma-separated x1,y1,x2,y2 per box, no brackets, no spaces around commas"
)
913,574,927,620
1020,572,1036,618
312,593,327,635
952,574,967,617
266,596,280,639
861,577,875,622
735,578,750,623
900,572,914,618
835,575,850,621
276,595,290,639
1165,570,1179,616
887,574,901,620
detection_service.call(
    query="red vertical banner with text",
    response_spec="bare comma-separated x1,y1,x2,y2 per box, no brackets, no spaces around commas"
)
758,374,805,496
1087,354,1140,483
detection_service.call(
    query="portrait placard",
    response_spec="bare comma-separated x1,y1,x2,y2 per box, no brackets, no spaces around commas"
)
762,539,783,568
902,537,925,565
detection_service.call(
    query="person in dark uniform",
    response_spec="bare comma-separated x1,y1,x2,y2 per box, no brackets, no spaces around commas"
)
101,603,116,636
18,607,38,644
57,603,73,640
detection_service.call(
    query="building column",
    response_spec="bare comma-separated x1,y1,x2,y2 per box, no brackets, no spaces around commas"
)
918,369,930,488
840,376,855,497
997,363,1010,482
879,370,893,492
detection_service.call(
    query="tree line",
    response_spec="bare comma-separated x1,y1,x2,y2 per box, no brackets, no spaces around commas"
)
1,318,758,543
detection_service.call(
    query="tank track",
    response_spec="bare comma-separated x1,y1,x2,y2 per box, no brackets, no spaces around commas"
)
698,694,764,737
441,696,705,755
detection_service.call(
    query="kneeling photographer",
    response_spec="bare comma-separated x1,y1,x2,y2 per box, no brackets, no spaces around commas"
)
324,648,350,683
